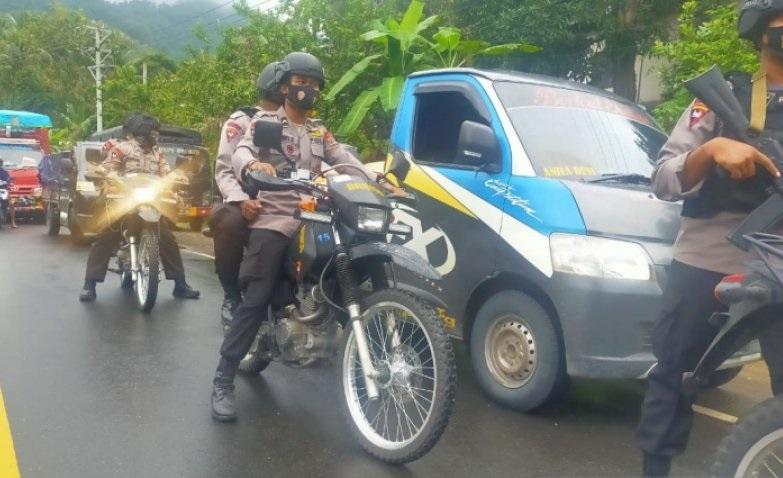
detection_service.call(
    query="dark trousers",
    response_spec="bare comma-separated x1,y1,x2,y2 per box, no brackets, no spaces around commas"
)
637,260,783,457
219,229,289,367
84,218,185,282
209,203,249,300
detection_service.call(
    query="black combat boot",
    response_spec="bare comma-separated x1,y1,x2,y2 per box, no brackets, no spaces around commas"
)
642,452,671,477
173,279,200,299
79,280,97,302
211,358,238,422
220,294,241,327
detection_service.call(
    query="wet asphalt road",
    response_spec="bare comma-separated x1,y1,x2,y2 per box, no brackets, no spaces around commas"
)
0,225,774,477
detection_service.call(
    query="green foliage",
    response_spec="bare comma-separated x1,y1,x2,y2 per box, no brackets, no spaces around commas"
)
326,0,539,136
652,0,758,131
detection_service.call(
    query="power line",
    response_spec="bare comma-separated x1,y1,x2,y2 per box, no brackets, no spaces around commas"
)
162,0,278,45
145,0,237,39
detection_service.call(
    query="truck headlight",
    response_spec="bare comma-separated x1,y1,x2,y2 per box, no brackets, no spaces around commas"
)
357,206,388,233
133,187,156,203
550,234,653,281
33,187,42,197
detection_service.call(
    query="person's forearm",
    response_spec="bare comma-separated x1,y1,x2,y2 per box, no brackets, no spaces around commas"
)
681,141,716,191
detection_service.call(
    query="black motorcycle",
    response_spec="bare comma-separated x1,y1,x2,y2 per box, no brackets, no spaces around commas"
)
681,67,783,477
233,122,456,463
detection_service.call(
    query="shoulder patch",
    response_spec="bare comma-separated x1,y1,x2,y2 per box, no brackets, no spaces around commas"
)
324,130,337,145
689,99,710,128
225,121,243,142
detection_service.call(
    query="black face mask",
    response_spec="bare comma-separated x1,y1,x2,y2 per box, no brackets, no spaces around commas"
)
286,84,319,110
767,26,783,58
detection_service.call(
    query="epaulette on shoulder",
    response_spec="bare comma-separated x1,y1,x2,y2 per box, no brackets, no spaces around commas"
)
237,106,260,118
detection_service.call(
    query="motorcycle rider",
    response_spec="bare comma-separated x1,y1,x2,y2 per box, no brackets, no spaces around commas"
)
637,3,783,476
210,61,285,327
0,158,16,228
210,52,403,422
79,113,201,302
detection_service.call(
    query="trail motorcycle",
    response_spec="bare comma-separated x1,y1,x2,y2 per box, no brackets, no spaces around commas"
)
680,67,783,477
0,179,10,227
90,170,185,312
233,121,456,463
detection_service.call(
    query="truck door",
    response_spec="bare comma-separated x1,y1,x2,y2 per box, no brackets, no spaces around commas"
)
390,76,512,330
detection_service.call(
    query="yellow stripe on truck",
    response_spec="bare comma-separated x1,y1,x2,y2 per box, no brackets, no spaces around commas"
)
0,387,20,478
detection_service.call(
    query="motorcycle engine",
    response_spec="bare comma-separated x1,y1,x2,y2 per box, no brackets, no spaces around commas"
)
274,316,342,367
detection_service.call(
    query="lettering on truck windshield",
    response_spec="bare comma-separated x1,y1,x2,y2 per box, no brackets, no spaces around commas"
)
494,81,667,180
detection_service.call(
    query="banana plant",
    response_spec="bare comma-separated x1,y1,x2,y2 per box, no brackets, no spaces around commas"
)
325,0,540,136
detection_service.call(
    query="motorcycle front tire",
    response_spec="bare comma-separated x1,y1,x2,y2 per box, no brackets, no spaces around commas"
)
712,397,783,477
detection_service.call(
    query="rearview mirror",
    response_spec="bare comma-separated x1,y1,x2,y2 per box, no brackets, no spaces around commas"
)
252,120,284,152
455,120,500,172
387,151,411,183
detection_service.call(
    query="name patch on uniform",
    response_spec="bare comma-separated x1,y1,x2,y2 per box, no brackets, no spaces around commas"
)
689,99,710,128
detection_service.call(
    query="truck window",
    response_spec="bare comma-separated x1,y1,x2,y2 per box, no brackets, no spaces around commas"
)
85,148,102,165
412,91,486,167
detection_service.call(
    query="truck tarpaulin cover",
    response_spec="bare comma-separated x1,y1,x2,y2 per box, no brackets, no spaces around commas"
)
0,110,53,129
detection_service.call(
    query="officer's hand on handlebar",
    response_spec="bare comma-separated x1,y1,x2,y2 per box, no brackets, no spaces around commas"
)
707,137,781,181
241,199,262,221
247,161,277,177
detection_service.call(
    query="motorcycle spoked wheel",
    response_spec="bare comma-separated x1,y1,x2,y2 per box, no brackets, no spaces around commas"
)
341,289,456,464
134,225,160,312
712,397,783,478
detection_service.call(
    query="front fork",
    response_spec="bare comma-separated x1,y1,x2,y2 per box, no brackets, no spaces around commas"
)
333,227,381,400
129,236,139,282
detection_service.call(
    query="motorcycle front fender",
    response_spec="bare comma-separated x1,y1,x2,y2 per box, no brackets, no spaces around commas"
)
349,241,441,281
684,303,783,395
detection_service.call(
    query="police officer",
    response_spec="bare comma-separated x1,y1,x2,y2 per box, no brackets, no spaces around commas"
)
0,157,16,228
210,52,403,421
79,114,201,302
210,61,285,326
637,2,783,475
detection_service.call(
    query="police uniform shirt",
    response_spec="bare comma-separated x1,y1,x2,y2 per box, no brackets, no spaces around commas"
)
654,96,783,274
231,106,376,237
215,108,259,203
102,138,171,177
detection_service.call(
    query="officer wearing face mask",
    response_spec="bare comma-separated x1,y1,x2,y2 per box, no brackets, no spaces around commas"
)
209,52,403,422
636,2,783,476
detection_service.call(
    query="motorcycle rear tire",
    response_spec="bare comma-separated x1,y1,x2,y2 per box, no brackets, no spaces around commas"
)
134,226,160,312
712,397,783,477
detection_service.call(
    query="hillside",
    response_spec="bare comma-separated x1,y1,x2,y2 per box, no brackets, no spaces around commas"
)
0,0,237,56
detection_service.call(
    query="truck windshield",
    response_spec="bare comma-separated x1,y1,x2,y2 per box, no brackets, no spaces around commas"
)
0,144,43,169
494,81,666,181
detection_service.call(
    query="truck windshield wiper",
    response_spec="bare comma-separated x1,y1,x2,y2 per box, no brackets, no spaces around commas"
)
584,173,651,184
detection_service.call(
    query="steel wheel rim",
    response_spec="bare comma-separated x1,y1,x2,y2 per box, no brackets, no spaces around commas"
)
484,315,538,389
136,237,151,305
736,428,783,477
343,301,437,450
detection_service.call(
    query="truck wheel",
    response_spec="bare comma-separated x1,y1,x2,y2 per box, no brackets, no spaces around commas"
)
189,217,204,232
46,204,60,236
470,290,567,412
703,366,743,389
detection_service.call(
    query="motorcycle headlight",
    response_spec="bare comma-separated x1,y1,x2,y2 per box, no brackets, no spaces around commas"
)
76,181,96,192
357,206,388,233
132,187,156,203
550,234,653,281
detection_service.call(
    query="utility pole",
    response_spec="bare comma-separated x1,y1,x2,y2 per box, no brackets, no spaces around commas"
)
85,24,112,133
142,62,148,86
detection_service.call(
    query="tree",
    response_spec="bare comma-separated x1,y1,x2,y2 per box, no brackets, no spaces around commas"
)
653,0,757,131
324,0,538,136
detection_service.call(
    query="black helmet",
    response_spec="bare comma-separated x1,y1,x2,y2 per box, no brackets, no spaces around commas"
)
279,52,325,88
739,0,783,42
257,61,285,102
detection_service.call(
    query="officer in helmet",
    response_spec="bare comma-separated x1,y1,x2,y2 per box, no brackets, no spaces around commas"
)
210,52,403,421
210,61,286,327
636,1,783,475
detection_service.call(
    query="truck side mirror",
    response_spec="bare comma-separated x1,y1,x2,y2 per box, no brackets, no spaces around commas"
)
456,120,501,173
252,120,284,152
387,151,411,183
